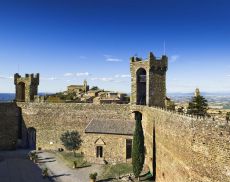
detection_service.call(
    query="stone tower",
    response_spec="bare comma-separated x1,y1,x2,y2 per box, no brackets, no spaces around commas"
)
14,73,39,102
130,52,168,107
195,88,200,97
83,80,89,93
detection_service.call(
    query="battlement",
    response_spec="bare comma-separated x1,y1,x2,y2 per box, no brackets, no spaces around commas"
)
15,73,39,80
25,73,39,79
131,104,230,137
14,73,40,102
14,73,39,85
130,52,168,69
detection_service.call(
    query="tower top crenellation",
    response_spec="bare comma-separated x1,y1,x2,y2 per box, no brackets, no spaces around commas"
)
14,73,40,102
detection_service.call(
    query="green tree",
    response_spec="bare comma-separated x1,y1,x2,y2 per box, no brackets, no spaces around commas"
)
90,86,99,90
60,131,82,156
132,112,145,180
187,95,208,116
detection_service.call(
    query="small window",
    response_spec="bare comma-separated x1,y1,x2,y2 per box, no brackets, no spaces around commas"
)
126,139,132,159
96,146,103,158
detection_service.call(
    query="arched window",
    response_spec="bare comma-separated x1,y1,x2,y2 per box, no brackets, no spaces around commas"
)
17,82,26,102
136,68,146,105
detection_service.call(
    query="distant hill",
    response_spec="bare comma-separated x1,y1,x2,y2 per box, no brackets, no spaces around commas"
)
168,92,230,96
167,92,230,108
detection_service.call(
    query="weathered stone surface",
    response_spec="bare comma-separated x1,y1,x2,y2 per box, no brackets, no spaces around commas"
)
132,105,230,182
14,73,39,102
83,133,133,164
1,102,230,181
16,103,132,152
130,52,168,107
0,103,18,150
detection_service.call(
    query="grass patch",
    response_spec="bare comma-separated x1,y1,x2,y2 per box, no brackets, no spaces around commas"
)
54,151,91,169
99,163,154,182
100,163,133,179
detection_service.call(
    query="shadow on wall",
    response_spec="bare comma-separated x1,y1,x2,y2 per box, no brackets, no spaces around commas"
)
133,110,156,180
0,102,19,150
153,127,156,181
17,107,36,150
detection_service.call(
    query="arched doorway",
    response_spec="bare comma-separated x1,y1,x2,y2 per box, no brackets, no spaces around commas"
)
136,68,146,105
27,127,36,150
17,82,26,102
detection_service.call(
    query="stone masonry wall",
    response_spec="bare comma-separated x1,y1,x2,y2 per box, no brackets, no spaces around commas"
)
2,102,229,181
16,103,132,151
83,133,133,164
0,103,18,150
132,105,230,182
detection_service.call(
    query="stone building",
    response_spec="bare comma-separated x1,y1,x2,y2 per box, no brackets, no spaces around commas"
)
14,73,39,102
93,91,129,104
84,119,134,164
130,52,168,107
87,90,101,97
67,80,89,93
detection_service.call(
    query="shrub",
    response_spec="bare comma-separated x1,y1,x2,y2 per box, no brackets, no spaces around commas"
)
42,168,49,178
89,172,98,180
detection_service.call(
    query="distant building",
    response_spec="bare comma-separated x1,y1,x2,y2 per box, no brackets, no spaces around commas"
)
87,90,101,97
67,80,89,93
93,91,129,104
165,97,175,110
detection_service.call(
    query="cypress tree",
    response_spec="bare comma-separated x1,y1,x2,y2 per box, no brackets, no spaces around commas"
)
226,112,230,123
132,113,145,180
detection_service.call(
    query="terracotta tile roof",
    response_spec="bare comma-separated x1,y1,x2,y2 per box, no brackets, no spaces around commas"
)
85,119,135,135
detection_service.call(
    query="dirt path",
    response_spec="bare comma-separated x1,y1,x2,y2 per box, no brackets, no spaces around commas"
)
37,151,103,182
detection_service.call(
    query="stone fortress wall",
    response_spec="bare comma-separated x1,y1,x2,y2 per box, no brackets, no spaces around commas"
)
1,102,229,181
132,105,230,182
16,103,131,151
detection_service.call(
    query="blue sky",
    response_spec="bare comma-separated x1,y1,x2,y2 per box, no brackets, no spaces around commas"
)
0,0,230,93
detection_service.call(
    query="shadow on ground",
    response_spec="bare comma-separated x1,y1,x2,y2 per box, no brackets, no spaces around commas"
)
0,150,51,182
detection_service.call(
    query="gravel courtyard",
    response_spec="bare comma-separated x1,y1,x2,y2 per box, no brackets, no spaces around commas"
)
37,151,103,182
0,150,103,182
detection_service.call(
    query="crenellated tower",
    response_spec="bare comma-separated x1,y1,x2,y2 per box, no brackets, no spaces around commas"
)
14,73,39,102
130,52,168,107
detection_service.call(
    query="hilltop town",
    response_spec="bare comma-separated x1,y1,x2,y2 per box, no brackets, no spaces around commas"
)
44,80,130,104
